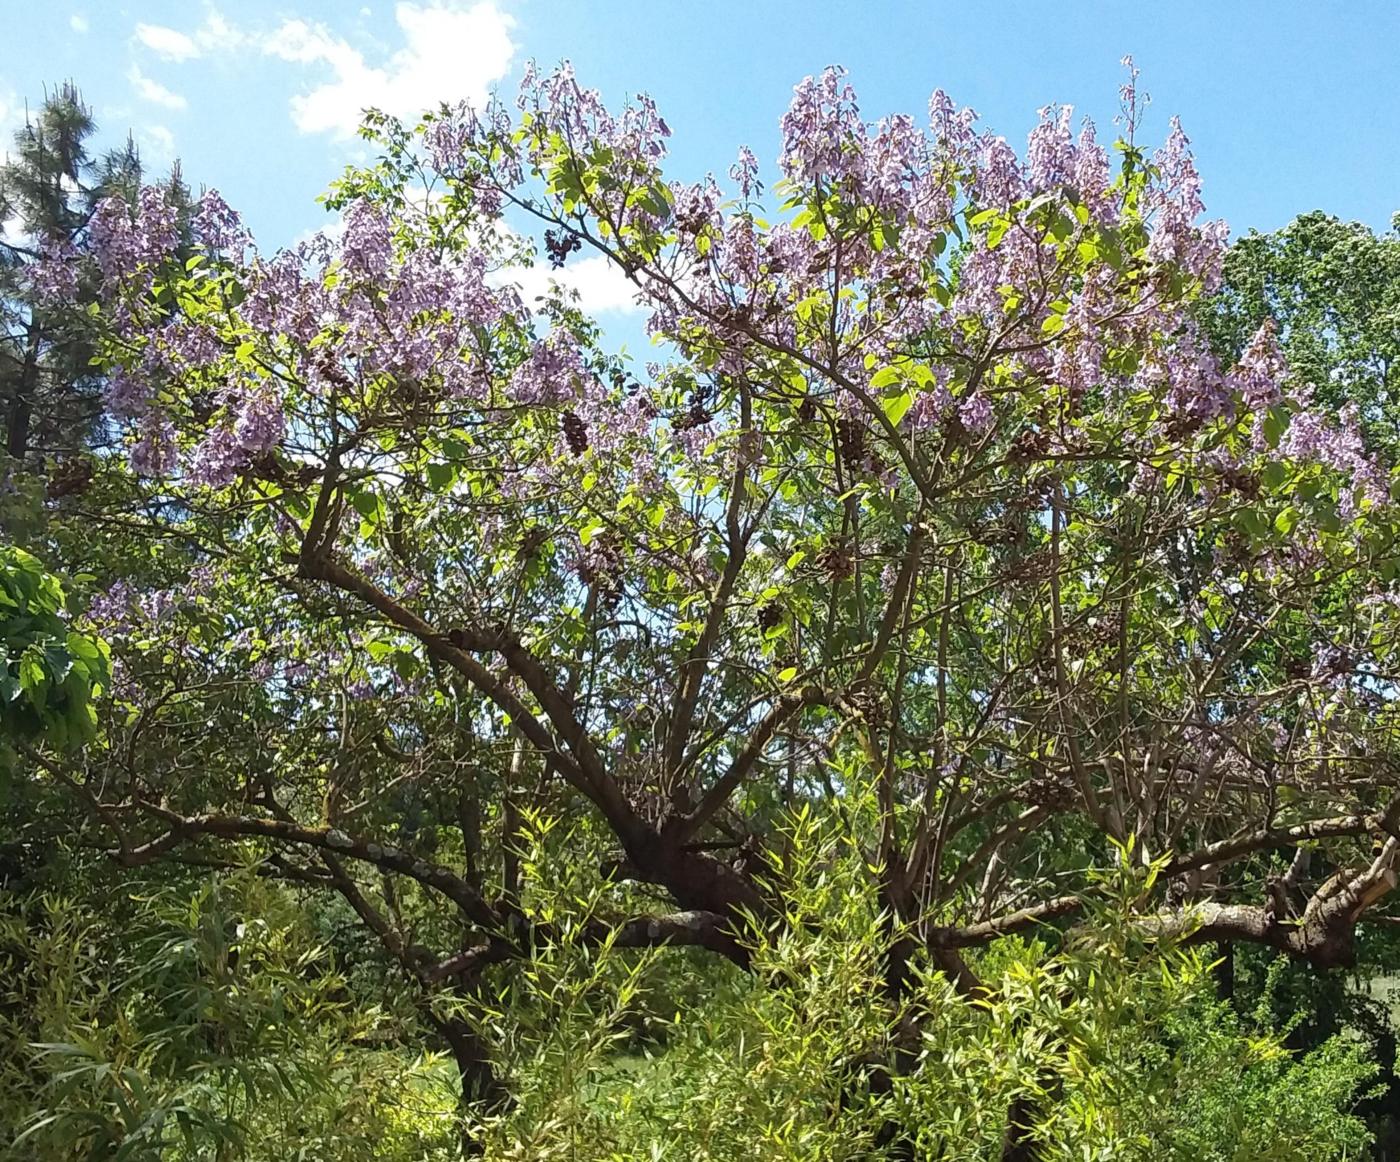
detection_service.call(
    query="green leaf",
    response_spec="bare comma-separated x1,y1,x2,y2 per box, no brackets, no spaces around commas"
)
425,462,455,492
349,489,381,519
882,391,914,426
65,632,101,663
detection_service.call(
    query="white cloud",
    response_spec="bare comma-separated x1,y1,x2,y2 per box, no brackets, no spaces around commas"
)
70,14,89,33
128,65,187,110
514,256,643,316
194,7,247,53
126,4,509,139
138,125,177,166
264,1,515,139
135,22,200,61
500,254,644,317
291,210,347,251
0,85,23,165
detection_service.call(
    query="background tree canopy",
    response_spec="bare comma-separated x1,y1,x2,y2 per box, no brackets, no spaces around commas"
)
4,65,1400,1160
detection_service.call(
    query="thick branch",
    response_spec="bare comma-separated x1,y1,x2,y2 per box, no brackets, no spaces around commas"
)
421,910,734,984
673,684,830,842
115,807,499,930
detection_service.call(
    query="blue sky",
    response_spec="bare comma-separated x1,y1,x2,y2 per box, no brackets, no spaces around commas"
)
5,1,1399,325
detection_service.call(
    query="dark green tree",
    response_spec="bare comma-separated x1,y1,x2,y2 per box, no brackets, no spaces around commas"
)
0,82,141,473
1202,209,1400,1160
1202,210,1400,452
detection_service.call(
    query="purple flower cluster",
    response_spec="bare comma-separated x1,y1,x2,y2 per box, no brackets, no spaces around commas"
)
730,145,762,199
182,386,285,488
1144,118,1227,291
26,237,81,305
341,198,394,280
1026,104,1077,193
779,66,866,187
130,417,179,477
509,331,592,405
191,190,250,256
1280,403,1389,515
89,187,181,291
1231,321,1288,413
54,59,1393,566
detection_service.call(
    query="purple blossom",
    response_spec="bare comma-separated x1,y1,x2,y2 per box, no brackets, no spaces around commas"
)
1142,117,1227,288
89,196,137,284
129,417,178,477
779,67,864,187
88,187,181,292
341,199,394,280
905,374,953,430
135,186,180,267
972,135,1024,207
952,243,1004,323
233,390,285,455
424,101,483,173
928,88,977,162
730,145,762,198
104,369,150,420
161,320,224,370
1116,55,1146,139
86,581,137,630
192,189,249,256
26,238,81,304
1279,402,1389,514
184,386,285,487
1026,104,1076,193
1073,119,1116,224
958,391,994,434
1136,322,1229,425
1230,320,1287,414
509,331,590,405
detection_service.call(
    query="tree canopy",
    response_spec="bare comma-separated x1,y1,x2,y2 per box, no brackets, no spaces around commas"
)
6,63,1400,1160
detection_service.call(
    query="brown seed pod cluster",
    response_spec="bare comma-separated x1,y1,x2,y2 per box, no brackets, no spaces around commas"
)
579,535,625,609
1018,769,1077,810
1218,466,1261,499
675,209,711,236
673,394,714,431
1009,426,1051,463
837,416,867,471
311,350,354,391
816,542,855,581
1005,547,1052,584
46,458,93,500
544,228,582,268
561,410,589,454
757,601,784,631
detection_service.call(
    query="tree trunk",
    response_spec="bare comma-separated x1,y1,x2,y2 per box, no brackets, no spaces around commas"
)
1213,941,1235,1002
427,1012,507,1154
1001,1093,1042,1161
6,324,41,461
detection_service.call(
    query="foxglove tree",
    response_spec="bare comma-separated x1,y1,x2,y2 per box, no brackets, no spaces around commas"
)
34,61,1400,1146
